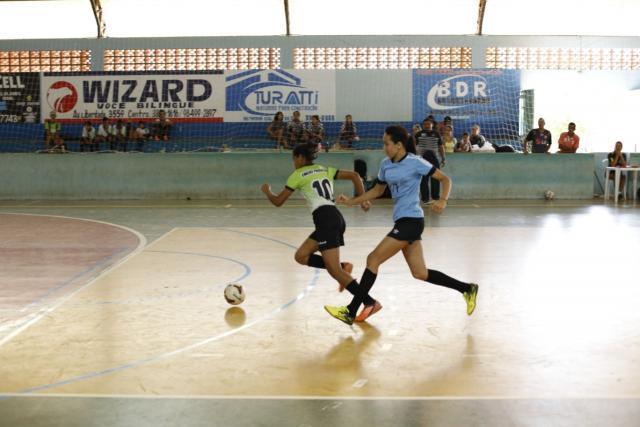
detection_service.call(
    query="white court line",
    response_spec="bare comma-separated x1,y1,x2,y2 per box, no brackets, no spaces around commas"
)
0,213,149,349
0,392,639,401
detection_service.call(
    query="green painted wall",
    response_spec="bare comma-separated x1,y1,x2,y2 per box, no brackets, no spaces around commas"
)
0,151,597,200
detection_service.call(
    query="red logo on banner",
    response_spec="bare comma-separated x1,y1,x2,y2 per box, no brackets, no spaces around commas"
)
46,81,78,113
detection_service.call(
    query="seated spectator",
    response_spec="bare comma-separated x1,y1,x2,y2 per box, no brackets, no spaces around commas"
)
557,122,580,153
455,132,472,152
469,125,488,148
523,117,552,154
44,111,62,150
80,121,97,152
133,121,150,151
608,141,628,199
442,125,456,153
95,117,113,150
306,115,327,152
153,110,172,141
267,111,287,149
51,134,66,152
339,114,359,149
437,116,453,135
287,110,305,146
112,120,128,152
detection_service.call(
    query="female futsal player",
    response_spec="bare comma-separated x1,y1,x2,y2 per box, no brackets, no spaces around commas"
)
261,143,376,304
325,125,478,325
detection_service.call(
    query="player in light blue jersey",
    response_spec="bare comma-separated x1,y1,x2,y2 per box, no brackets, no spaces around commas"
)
324,125,478,325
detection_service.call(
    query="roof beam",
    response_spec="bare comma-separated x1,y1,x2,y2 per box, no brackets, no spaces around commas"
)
284,0,291,36
477,0,487,35
89,0,106,38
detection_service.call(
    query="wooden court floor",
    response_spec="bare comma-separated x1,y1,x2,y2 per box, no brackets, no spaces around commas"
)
0,202,639,426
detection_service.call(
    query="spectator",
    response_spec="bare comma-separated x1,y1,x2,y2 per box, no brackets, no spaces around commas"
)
95,117,113,150
523,117,552,154
607,141,628,199
153,110,172,141
469,125,487,148
44,111,62,150
133,121,150,151
338,114,359,149
437,116,453,135
557,122,580,154
455,132,472,152
112,120,128,152
287,111,305,146
80,121,96,152
442,125,456,153
305,115,327,152
407,123,422,155
415,118,445,204
267,112,286,149
469,125,496,152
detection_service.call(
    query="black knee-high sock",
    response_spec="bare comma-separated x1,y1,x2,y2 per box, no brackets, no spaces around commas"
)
347,268,377,317
307,255,349,271
426,269,471,293
345,280,375,306
307,255,326,268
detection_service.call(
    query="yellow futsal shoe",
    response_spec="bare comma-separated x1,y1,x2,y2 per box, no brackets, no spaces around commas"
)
463,283,479,315
324,305,354,325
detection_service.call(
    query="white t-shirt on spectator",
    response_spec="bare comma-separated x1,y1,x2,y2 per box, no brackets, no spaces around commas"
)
97,124,111,137
135,127,149,138
112,126,127,137
82,127,96,140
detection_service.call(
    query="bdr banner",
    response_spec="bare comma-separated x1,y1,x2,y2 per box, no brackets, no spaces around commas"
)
41,71,225,123
413,69,521,138
225,69,336,123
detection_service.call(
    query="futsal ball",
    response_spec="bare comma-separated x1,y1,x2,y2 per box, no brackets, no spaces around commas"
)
545,190,555,200
224,284,245,305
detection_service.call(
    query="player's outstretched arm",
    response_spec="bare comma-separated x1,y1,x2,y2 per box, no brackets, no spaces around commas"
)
337,182,386,206
336,170,370,211
261,184,293,207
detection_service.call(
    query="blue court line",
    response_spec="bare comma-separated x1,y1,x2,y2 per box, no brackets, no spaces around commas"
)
5,228,318,396
20,247,131,312
87,250,251,305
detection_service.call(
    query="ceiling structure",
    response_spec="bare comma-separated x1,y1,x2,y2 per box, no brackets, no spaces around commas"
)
0,0,639,39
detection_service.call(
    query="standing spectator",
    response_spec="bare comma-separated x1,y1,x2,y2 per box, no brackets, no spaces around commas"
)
95,117,113,150
80,121,96,152
455,132,472,152
607,141,628,199
557,122,580,154
267,112,287,149
339,114,359,149
437,116,453,135
442,125,456,153
112,120,128,152
133,121,150,152
287,110,305,146
415,118,445,204
305,115,327,152
523,117,552,154
44,111,62,150
153,110,172,141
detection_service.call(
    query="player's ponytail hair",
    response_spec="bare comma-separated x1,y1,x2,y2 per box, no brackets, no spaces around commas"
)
292,143,317,163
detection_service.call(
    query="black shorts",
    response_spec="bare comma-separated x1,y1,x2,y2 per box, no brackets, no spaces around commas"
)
387,217,425,243
310,205,346,251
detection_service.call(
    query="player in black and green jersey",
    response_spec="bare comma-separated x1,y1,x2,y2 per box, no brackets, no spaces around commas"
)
261,143,378,308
